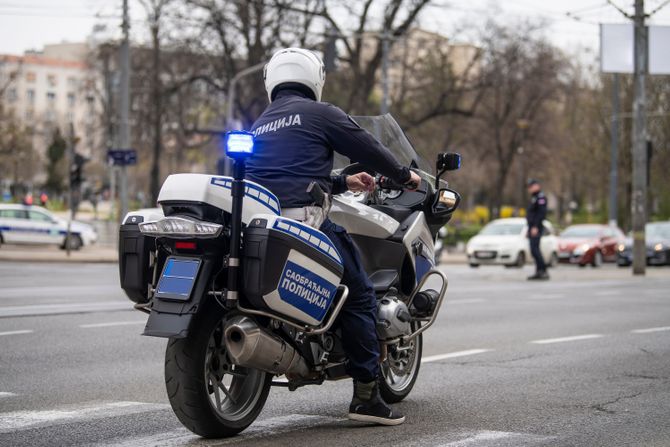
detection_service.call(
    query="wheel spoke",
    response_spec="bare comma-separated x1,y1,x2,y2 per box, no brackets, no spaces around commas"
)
218,380,237,405
227,366,248,378
209,373,223,411
210,372,237,405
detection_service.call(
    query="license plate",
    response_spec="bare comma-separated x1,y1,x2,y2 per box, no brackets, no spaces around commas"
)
558,252,571,259
475,251,496,259
155,257,201,301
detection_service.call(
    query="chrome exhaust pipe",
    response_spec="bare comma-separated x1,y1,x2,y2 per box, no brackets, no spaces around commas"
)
224,316,310,378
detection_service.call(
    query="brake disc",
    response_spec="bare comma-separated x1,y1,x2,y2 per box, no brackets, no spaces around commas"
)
388,339,416,376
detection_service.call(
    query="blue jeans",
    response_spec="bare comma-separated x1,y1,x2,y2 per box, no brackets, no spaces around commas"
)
320,219,379,383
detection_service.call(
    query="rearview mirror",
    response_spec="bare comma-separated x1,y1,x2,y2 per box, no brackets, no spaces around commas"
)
437,153,461,172
432,188,461,217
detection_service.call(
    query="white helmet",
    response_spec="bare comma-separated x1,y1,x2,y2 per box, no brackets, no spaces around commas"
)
264,48,326,102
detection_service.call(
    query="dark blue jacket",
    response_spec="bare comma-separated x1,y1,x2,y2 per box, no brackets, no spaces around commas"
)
526,191,547,231
245,89,411,208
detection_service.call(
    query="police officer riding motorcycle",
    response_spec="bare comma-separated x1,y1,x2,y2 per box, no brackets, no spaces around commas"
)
118,47,461,438
248,48,422,425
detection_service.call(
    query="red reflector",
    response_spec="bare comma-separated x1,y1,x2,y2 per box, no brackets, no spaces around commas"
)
175,241,196,250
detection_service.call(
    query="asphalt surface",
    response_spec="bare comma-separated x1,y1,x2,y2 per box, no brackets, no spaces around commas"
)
0,262,668,446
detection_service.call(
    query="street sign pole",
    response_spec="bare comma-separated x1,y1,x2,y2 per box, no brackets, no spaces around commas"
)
608,73,619,227
631,0,647,275
118,0,131,222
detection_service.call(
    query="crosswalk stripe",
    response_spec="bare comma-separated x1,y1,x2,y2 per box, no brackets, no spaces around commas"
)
0,392,17,398
0,401,169,433
435,430,554,447
97,414,346,447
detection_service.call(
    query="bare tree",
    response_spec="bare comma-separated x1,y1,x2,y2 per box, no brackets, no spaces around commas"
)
468,20,566,217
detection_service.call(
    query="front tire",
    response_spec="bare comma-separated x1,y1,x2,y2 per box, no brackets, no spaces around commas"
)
379,331,422,403
164,309,272,438
591,251,603,268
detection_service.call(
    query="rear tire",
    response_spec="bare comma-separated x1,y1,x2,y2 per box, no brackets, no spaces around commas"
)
469,263,480,268
379,331,422,403
164,309,272,438
548,252,558,268
62,234,83,251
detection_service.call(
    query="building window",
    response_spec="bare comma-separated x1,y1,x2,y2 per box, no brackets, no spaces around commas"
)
67,92,76,108
26,89,35,103
7,88,17,102
47,74,58,87
47,92,56,107
26,71,36,82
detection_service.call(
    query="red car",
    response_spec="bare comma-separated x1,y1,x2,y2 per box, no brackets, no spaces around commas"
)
557,224,625,267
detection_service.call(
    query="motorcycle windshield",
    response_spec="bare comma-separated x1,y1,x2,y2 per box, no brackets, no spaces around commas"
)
333,114,431,173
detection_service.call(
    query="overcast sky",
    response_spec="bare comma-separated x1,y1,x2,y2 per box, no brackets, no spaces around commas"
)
1,0,670,60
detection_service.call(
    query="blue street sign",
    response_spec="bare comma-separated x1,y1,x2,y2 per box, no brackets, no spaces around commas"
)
107,149,137,166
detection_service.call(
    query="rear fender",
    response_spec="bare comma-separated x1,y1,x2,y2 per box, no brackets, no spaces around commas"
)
143,257,218,338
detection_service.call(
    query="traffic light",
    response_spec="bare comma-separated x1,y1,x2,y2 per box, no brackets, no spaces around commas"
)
70,153,87,187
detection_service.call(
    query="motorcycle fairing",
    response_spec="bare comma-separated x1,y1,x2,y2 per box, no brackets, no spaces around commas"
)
329,194,400,239
157,174,281,223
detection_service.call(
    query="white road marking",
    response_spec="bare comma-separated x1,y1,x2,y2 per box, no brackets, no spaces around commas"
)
594,290,620,296
528,293,564,300
80,321,145,329
436,430,553,446
423,349,492,363
531,334,604,344
0,392,17,398
0,401,169,433
447,298,486,305
0,330,33,337
0,285,120,299
0,301,129,317
98,414,346,447
631,326,670,334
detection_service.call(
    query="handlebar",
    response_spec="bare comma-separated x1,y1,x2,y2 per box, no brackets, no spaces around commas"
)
378,176,419,191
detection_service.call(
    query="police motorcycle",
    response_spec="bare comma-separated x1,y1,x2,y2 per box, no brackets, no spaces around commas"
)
118,114,461,438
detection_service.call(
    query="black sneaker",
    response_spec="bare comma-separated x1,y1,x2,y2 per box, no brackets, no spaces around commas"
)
348,380,405,426
527,271,550,281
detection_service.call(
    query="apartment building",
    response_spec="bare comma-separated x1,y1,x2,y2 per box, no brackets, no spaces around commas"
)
0,43,101,184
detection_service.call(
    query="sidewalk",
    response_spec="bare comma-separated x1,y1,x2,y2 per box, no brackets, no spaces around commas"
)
0,245,118,263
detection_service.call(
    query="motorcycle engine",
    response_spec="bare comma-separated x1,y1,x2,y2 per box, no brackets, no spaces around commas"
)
376,294,412,340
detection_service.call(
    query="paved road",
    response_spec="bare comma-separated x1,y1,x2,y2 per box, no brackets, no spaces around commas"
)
0,262,668,446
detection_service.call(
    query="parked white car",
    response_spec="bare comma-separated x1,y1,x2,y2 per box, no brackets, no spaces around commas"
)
466,217,558,267
0,204,97,250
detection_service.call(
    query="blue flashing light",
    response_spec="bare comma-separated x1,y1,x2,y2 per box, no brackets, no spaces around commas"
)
225,131,255,158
